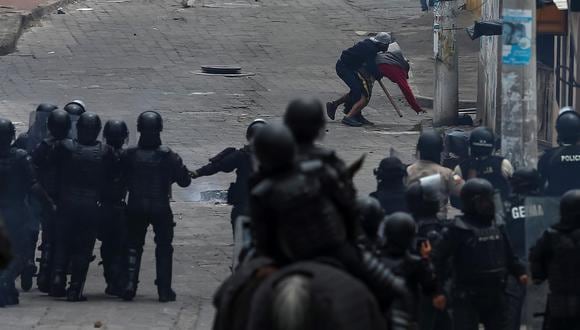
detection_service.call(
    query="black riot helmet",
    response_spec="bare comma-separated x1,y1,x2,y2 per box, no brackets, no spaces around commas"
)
556,107,580,145
374,157,407,182
0,118,15,150
283,98,326,145
445,130,469,158
36,103,59,113
76,112,102,145
64,100,86,116
356,196,386,241
137,111,163,133
252,123,296,175
460,178,495,221
469,127,495,157
103,120,129,149
246,118,267,141
47,110,71,140
560,190,580,227
510,167,540,195
405,182,440,218
379,212,416,251
417,130,443,163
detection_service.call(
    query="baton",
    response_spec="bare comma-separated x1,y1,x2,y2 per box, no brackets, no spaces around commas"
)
378,80,403,118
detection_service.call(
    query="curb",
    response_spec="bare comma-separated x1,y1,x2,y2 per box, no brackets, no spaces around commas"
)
0,0,77,55
415,95,477,110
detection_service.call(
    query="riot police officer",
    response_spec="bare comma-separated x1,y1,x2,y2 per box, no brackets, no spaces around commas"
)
13,103,58,291
356,196,385,244
370,156,408,215
405,178,453,330
250,123,411,328
454,126,513,200
0,118,54,306
283,98,352,179
283,98,358,218
529,190,580,330
32,109,72,293
63,100,86,139
50,112,117,301
432,178,527,330
538,107,580,196
99,120,129,296
189,119,266,231
405,179,446,252
120,111,191,302
377,212,443,328
407,130,463,218
502,168,541,330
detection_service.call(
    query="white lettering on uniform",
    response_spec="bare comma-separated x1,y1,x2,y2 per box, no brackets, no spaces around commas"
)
511,206,526,219
479,235,501,242
561,154,580,162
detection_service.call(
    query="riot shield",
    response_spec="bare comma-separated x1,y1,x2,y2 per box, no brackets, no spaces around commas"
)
419,173,442,203
27,111,52,152
523,196,561,329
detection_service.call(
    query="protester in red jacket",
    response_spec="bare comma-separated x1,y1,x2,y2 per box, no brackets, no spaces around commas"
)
333,46,426,125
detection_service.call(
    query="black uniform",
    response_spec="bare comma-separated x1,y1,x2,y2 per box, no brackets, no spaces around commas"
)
32,136,70,292
120,116,191,302
194,146,253,226
432,216,525,330
458,155,511,200
0,148,40,305
380,250,438,325
538,144,580,196
98,145,126,296
371,184,408,215
250,123,410,329
529,190,580,330
51,138,116,300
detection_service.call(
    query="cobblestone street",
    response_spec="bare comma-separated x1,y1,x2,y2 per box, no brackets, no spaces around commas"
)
0,0,476,328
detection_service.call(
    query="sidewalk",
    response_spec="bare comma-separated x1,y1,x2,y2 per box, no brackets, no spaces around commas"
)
0,0,75,54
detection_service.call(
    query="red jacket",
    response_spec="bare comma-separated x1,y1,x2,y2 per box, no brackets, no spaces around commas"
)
378,63,423,114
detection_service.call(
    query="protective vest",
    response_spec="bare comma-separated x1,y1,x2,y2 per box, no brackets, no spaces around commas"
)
124,146,175,207
60,140,111,205
542,145,580,196
251,162,348,261
453,217,508,286
0,148,34,203
459,155,510,199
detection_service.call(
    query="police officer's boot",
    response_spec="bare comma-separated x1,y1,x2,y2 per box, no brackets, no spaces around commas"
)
21,260,35,292
66,257,89,302
121,248,142,301
36,240,53,293
49,267,67,297
21,230,38,292
155,246,176,302
0,280,18,306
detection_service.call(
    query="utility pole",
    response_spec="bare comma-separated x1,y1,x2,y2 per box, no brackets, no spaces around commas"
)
500,1,537,168
476,0,502,131
433,0,459,127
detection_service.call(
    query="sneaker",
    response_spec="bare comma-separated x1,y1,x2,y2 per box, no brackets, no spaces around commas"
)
341,116,363,127
326,102,337,120
356,113,374,126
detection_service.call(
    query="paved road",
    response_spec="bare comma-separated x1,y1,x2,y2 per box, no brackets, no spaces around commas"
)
0,0,465,328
